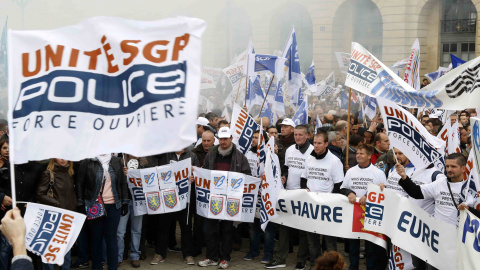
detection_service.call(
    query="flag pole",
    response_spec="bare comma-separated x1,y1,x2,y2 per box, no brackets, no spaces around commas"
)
244,56,250,108
234,75,244,103
346,88,352,169
259,75,275,115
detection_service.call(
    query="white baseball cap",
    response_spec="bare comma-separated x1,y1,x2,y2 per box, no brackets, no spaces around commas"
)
218,127,232,138
196,117,209,126
280,118,296,128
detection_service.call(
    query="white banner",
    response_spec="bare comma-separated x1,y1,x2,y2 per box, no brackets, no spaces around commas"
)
194,167,260,222
259,145,282,230
345,42,480,110
199,95,214,113
273,189,387,248
126,169,148,216
457,210,480,270
335,52,351,74
24,203,86,266
364,184,457,270
8,16,206,163
377,97,446,172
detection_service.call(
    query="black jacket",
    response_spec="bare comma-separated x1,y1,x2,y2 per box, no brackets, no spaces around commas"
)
203,144,251,175
75,156,129,209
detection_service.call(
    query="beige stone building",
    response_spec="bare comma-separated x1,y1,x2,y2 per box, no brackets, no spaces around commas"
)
1,0,479,82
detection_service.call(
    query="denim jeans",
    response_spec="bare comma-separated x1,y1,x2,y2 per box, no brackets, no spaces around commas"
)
117,201,143,261
42,250,71,270
88,204,121,270
248,219,274,258
0,233,12,270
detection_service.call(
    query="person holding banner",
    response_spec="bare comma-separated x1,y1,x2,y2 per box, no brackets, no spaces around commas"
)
198,127,251,269
75,155,129,270
266,125,313,270
340,144,387,270
300,131,344,264
37,159,77,270
151,149,199,266
0,208,33,270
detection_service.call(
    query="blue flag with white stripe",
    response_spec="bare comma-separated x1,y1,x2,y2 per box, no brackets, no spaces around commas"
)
274,82,285,118
248,54,286,80
364,96,377,120
282,27,302,95
292,97,308,126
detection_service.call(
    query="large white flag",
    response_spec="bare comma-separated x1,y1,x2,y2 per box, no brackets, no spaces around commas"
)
457,210,480,270
377,97,446,172
24,203,86,266
8,16,206,163
345,42,480,110
259,139,282,231
230,104,260,154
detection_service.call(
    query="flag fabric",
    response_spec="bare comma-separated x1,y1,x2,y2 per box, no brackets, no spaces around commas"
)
291,87,304,109
404,39,420,90
273,81,285,120
345,42,480,110
256,118,266,177
199,95,214,113
247,76,265,111
222,107,230,122
315,114,322,133
335,52,351,74
8,16,206,163
259,138,282,230
282,27,302,96
260,100,274,124
451,54,466,69
24,203,86,266
292,96,308,126
424,66,452,82
126,169,148,216
389,57,409,76
461,150,480,210
364,96,377,120
340,91,350,109
303,60,318,95
230,104,261,154
248,54,286,80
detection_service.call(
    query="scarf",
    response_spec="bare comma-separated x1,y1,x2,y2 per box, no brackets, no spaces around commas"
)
96,154,111,179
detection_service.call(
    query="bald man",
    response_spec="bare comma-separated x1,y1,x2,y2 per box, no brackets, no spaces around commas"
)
261,117,271,132
317,114,334,133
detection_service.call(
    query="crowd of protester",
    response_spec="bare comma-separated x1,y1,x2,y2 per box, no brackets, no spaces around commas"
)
0,86,478,270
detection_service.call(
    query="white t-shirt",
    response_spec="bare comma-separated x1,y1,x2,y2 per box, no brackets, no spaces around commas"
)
285,144,314,190
420,176,466,226
387,164,437,215
341,163,386,197
195,137,219,147
245,150,259,177
301,150,344,193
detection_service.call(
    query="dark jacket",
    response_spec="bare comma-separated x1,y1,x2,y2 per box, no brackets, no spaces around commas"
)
203,144,251,175
75,156,129,209
374,149,396,177
278,133,295,168
37,165,77,211
191,143,208,167
343,146,358,171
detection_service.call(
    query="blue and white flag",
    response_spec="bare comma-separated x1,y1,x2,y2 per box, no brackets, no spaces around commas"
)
282,26,302,96
292,96,308,126
451,54,466,69
340,91,350,109
260,100,274,124
231,104,261,154
303,60,318,95
8,16,206,163
273,81,285,119
247,76,265,111
291,87,304,109
364,96,377,120
24,203,86,266
424,66,451,82
256,118,266,177
248,54,286,81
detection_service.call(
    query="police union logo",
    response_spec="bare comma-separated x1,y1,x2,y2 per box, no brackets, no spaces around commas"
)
230,178,243,189
161,171,172,183
214,176,225,187
144,173,156,185
163,190,177,209
146,192,161,211
226,198,240,217
209,196,224,215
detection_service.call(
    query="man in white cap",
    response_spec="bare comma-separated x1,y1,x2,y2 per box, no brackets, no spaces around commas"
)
277,118,296,169
198,127,251,269
195,117,218,148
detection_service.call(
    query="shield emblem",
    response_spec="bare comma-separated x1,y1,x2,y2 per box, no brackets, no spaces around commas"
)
146,192,160,211
209,196,224,215
226,198,240,217
144,173,155,185
214,176,225,187
163,189,178,209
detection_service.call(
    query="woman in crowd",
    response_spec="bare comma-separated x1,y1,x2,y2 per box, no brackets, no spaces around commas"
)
37,158,77,270
75,154,129,270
